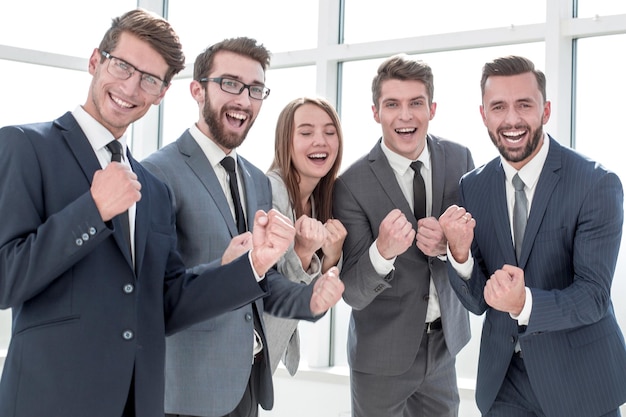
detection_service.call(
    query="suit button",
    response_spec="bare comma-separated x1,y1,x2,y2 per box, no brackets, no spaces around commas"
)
423,294,430,302
82,233,90,241
75,238,83,246
89,227,97,235
122,330,134,340
123,284,134,294
510,336,516,344
245,313,253,321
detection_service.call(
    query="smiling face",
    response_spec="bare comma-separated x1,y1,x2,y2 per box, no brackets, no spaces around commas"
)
291,103,340,189
480,71,551,170
193,50,265,153
373,79,436,160
84,32,169,139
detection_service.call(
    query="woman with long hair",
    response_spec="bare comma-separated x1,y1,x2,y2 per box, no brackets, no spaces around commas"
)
264,96,346,375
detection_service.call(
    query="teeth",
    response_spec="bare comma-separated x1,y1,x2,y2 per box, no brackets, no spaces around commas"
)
226,112,247,121
502,130,524,137
308,153,328,159
396,128,415,133
111,95,133,108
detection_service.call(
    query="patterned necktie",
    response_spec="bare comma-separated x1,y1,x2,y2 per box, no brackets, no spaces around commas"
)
105,140,132,255
220,156,246,234
512,173,528,261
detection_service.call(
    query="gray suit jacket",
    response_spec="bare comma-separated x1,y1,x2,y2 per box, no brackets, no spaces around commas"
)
142,130,320,416
263,170,322,375
450,136,626,417
333,135,472,376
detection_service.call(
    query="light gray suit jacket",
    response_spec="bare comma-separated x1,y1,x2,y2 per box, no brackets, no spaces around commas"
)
333,135,473,376
263,170,322,375
142,130,320,416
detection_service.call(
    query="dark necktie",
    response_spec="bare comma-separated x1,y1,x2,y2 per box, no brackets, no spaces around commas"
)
410,161,426,221
220,156,246,234
106,140,132,255
512,173,528,261
220,157,261,361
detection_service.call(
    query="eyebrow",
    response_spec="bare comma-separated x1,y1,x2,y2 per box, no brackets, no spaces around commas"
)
219,73,266,85
296,122,336,129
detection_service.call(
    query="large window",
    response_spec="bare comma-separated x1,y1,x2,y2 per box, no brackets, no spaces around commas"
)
343,0,546,44
0,0,135,56
0,60,91,127
1,2,626,404
167,0,320,60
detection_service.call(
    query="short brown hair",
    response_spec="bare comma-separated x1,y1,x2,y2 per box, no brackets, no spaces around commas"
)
269,97,343,224
98,9,185,85
372,54,434,110
480,55,547,102
193,37,271,81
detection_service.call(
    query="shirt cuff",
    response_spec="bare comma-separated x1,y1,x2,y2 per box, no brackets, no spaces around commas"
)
510,287,532,325
248,251,265,282
369,240,395,276
446,245,473,280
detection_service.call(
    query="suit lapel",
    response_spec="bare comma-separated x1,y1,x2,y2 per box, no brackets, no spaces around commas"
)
238,157,257,232
56,113,102,185
130,153,148,276
179,133,240,237
518,137,561,267
428,136,445,217
491,161,518,265
368,142,415,225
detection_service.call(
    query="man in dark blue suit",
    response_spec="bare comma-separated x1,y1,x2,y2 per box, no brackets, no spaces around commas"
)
0,9,343,417
440,55,626,417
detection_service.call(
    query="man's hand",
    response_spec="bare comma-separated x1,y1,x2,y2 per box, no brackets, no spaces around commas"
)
221,232,253,265
376,209,415,260
416,216,447,257
250,209,295,276
484,264,526,316
310,266,344,315
91,162,141,221
438,205,475,263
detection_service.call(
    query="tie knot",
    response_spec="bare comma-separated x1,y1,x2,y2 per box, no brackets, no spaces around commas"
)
220,156,236,173
106,140,124,163
512,173,525,191
410,160,422,173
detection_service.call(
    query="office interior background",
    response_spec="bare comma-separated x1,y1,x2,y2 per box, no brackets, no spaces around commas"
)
1,0,625,415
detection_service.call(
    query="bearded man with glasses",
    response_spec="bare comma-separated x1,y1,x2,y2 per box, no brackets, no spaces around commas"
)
143,36,344,417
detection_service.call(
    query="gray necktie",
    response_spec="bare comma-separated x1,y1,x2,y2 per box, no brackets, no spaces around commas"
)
512,173,528,261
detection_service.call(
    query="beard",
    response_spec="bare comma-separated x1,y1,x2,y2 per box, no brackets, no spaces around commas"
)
488,121,544,164
202,95,254,151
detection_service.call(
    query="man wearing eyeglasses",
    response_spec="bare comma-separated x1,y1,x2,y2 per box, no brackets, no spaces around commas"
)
142,37,344,417
0,11,344,417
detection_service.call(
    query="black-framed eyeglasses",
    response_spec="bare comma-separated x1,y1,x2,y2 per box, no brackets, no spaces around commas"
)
101,51,167,96
199,77,270,100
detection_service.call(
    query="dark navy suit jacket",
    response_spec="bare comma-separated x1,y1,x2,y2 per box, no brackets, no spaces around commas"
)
0,112,267,417
449,136,626,417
